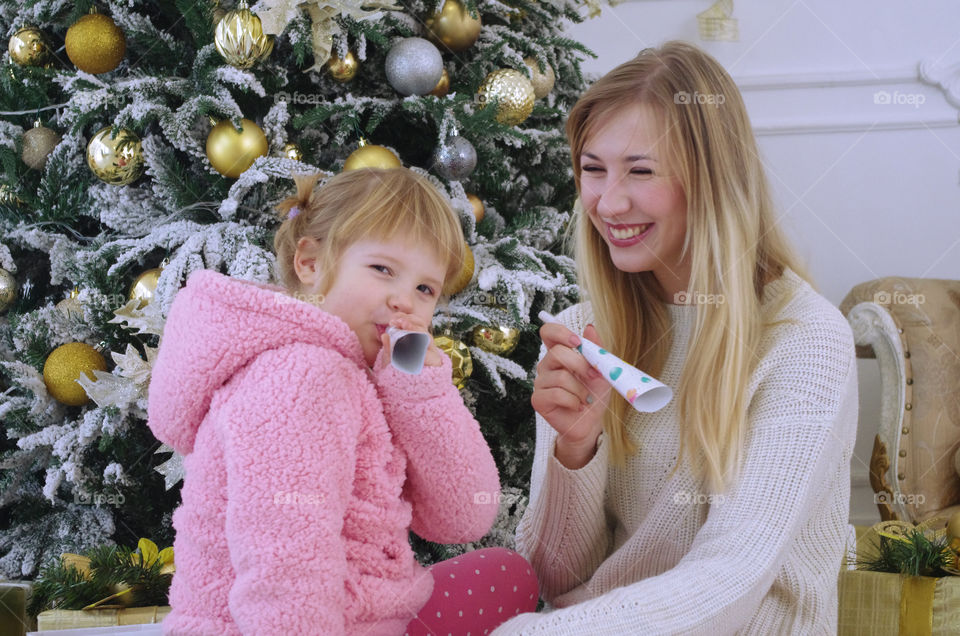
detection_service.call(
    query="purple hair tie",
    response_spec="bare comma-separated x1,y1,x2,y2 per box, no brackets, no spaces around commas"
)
288,205,300,220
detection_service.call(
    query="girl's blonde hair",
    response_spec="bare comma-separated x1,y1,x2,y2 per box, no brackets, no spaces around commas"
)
274,168,465,297
566,41,810,491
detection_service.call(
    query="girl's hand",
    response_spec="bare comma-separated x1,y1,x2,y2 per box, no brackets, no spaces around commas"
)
531,322,612,469
380,314,444,368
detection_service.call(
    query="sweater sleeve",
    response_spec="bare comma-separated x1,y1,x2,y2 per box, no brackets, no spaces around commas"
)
494,310,858,635
513,303,614,602
221,345,362,635
374,354,500,544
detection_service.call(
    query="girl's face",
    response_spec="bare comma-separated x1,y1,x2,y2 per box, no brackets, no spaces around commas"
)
579,103,692,302
299,234,447,367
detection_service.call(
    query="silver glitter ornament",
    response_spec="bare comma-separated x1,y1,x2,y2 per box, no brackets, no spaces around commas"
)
22,121,61,170
385,37,444,96
433,135,477,181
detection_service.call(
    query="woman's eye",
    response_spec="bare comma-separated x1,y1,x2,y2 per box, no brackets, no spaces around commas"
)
581,165,604,173
631,168,653,177
417,284,435,296
371,265,391,274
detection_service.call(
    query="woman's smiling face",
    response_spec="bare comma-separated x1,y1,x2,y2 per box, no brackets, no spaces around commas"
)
579,103,692,301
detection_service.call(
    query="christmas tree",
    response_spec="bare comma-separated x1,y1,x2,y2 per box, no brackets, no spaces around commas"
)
0,0,591,578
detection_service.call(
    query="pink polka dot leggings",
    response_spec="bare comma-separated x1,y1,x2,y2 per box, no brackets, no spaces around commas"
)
403,547,539,636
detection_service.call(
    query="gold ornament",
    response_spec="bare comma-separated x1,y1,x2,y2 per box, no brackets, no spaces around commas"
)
129,268,161,309
471,324,520,355
948,510,960,553
430,68,451,98
434,333,473,389
43,342,107,406
215,0,274,69
281,141,303,161
22,120,61,171
444,243,474,296
56,288,83,318
65,11,126,74
477,69,536,126
326,51,358,82
343,139,402,171
523,57,556,100
0,268,17,314
466,193,484,222
206,118,269,178
86,127,144,186
426,0,482,53
8,26,53,67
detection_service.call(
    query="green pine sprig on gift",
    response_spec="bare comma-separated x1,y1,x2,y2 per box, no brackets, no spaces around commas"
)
859,528,955,577
27,540,173,617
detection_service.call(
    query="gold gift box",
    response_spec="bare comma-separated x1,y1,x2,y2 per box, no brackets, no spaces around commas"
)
36,606,170,630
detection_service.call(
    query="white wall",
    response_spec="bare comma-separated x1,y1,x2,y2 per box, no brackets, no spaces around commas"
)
566,0,960,526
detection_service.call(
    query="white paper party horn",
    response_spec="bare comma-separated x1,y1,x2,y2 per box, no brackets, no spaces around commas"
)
387,326,431,375
538,311,673,413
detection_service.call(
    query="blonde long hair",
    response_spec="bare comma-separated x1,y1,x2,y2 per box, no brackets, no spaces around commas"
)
566,41,810,491
273,168,465,297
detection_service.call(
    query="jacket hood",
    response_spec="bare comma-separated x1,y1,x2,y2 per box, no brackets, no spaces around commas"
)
147,269,365,454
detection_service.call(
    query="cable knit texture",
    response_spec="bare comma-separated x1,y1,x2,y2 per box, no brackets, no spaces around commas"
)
147,270,499,636
493,269,858,635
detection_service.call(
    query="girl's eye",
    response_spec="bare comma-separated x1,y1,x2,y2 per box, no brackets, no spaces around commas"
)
581,165,604,173
371,264,391,275
631,168,654,178
417,284,435,296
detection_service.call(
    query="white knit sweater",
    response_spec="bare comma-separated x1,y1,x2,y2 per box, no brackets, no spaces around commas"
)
493,269,858,635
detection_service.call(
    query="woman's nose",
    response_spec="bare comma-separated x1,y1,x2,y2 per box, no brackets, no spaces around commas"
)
595,176,631,218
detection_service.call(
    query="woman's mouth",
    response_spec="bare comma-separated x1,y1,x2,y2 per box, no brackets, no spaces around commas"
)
606,222,654,246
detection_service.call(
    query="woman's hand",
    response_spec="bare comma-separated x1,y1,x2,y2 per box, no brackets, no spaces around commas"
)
380,314,444,368
531,322,611,469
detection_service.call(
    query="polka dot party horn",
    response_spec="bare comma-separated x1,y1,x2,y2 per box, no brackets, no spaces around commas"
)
538,311,673,413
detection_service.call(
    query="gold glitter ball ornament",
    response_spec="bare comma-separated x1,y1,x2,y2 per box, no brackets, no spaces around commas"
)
206,118,269,178
466,193,484,222
8,26,53,66
214,0,274,69
430,68,451,98
477,69,536,126
0,268,17,314
86,126,145,186
523,57,556,99
129,267,161,308
426,0,482,53
327,51,359,82
281,142,303,161
434,333,473,389
471,324,520,355
22,121,61,171
43,342,107,406
65,12,126,74
444,243,474,296
343,140,402,171
56,288,83,318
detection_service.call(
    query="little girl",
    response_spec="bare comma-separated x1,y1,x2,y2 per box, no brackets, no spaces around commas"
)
148,168,537,635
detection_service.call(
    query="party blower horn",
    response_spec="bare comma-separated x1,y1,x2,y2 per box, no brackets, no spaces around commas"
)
387,326,431,374
538,311,673,413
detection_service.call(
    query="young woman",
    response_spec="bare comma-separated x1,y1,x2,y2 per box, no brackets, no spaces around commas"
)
494,41,858,634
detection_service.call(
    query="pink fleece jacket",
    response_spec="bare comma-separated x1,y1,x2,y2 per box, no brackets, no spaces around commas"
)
147,270,500,636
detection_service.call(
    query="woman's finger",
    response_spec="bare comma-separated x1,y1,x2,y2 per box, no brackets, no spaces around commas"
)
531,385,585,416
534,366,593,407
539,322,582,350
539,344,601,388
